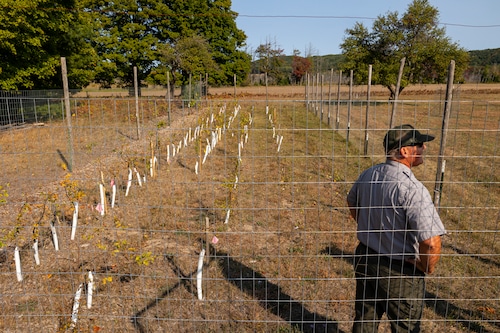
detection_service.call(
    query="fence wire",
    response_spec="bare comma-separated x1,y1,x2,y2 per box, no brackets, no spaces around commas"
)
0,92,498,333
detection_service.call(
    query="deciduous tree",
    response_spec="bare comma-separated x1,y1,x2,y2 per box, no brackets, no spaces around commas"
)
291,50,312,84
151,35,217,96
255,41,285,84
340,0,469,98
162,0,250,86
82,0,250,88
81,0,165,87
0,0,95,89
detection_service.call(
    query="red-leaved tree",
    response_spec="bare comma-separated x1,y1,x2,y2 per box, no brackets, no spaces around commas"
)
292,55,312,84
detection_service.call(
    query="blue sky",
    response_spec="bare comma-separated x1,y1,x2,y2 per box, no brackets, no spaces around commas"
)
232,0,500,56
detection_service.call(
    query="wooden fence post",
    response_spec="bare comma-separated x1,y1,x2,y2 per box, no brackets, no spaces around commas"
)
347,70,353,143
328,69,333,127
134,66,141,140
390,57,406,128
364,64,372,155
336,70,342,130
61,57,74,171
166,71,171,126
433,60,455,208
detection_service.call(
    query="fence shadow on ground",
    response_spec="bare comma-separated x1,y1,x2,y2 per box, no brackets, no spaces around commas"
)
321,243,491,333
217,248,343,333
446,244,500,268
131,244,343,333
131,243,495,333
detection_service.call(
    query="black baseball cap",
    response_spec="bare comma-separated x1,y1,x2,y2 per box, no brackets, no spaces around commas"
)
383,124,435,152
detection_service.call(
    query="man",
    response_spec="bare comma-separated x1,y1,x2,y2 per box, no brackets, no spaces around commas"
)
347,124,447,333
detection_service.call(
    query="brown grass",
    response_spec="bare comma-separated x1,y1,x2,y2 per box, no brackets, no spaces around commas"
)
0,84,499,332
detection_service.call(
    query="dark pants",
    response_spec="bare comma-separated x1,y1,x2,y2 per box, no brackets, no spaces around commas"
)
353,243,425,333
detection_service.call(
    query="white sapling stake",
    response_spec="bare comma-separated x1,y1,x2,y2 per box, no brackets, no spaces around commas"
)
277,135,283,152
195,161,199,175
194,126,199,140
167,145,171,164
69,283,83,330
33,239,40,265
111,179,116,208
134,168,142,187
71,202,79,241
125,168,133,196
154,156,158,170
196,249,205,300
14,246,22,282
224,209,231,224
273,127,276,138
172,143,176,157
87,271,94,309
50,221,59,251
211,131,217,149
150,138,157,178
202,146,209,164
99,183,105,216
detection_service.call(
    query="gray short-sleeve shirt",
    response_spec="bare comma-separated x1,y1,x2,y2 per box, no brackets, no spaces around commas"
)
347,160,446,260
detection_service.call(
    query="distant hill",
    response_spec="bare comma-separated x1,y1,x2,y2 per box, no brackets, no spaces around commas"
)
279,54,344,73
466,48,500,82
307,49,500,69
281,48,500,71
468,48,500,66
251,49,500,84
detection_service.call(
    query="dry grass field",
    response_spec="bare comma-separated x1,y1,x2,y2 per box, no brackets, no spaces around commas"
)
0,84,498,332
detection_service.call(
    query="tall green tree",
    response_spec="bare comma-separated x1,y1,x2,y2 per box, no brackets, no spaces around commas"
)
170,0,250,85
81,0,165,87
82,0,250,87
340,0,469,98
0,0,95,90
152,0,250,86
152,35,217,96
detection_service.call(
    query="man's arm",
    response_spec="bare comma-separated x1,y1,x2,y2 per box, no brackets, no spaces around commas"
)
408,235,442,274
347,200,357,221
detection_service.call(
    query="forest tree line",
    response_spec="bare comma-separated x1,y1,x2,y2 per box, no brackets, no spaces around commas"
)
0,0,498,95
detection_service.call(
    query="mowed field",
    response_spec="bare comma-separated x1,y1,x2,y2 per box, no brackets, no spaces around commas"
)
0,84,498,332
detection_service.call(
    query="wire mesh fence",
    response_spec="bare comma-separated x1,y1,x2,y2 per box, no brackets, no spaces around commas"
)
0,89,498,332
